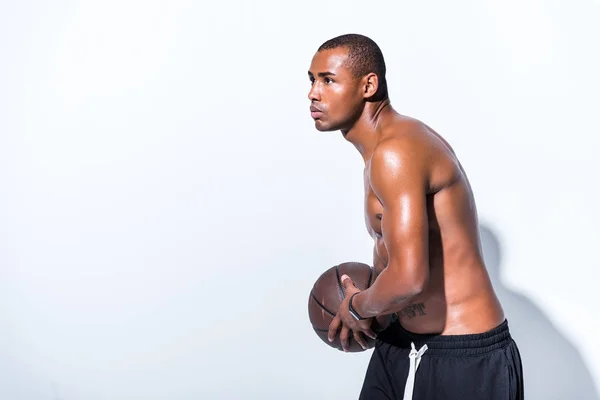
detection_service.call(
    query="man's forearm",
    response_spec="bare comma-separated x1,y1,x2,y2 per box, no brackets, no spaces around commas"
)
351,265,424,318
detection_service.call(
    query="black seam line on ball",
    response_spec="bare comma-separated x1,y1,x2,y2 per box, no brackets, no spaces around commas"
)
311,291,335,317
335,264,345,299
367,266,374,287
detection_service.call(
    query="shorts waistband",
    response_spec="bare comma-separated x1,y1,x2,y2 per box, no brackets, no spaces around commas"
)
378,318,512,356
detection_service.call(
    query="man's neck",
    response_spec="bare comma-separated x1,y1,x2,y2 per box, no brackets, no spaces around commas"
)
342,99,393,162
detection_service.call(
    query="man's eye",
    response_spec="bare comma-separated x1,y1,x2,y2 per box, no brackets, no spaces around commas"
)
324,77,333,84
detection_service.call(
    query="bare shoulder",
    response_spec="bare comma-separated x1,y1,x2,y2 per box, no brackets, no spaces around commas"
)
370,117,432,175
368,119,430,200
369,115,459,197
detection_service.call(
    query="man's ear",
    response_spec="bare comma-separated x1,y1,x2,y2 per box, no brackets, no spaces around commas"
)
363,73,379,99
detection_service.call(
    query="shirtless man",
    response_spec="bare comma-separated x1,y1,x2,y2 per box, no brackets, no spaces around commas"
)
307,34,524,400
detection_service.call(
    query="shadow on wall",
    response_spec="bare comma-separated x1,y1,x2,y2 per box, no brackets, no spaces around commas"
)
479,223,599,400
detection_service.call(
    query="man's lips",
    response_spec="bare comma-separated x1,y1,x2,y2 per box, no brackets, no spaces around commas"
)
310,105,323,119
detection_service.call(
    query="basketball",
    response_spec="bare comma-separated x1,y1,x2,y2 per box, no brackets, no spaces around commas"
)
308,261,376,352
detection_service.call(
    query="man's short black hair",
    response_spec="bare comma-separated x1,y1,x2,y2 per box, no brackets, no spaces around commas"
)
318,33,388,100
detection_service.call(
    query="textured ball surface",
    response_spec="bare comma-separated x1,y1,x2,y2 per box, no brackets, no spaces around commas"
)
308,262,375,352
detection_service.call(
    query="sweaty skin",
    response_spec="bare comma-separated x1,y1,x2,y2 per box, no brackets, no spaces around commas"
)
308,48,504,340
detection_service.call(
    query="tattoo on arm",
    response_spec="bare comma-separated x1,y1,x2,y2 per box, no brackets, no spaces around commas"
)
398,303,426,319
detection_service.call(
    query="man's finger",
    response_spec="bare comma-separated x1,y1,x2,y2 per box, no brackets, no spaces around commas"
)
340,274,355,290
353,330,368,350
340,325,350,352
328,314,341,343
358,320,377,340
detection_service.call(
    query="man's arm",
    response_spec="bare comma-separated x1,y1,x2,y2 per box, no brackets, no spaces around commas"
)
353,140,430,318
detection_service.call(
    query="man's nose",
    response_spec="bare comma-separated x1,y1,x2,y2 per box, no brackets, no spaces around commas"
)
308,82,320,102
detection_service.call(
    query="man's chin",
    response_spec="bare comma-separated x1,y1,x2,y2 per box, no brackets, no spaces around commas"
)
314,120,337,132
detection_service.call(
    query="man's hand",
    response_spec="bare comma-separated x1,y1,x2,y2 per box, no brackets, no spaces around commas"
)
328,274,377,352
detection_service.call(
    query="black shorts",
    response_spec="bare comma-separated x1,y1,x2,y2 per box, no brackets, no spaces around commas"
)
360,317,524,400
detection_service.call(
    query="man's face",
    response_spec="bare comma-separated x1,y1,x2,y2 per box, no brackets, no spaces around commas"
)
307,48,364,132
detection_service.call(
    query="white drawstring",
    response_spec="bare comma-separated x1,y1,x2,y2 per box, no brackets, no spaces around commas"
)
403,342,428,400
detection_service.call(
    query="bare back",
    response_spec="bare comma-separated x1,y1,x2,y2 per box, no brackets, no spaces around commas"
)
364,115,504,335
